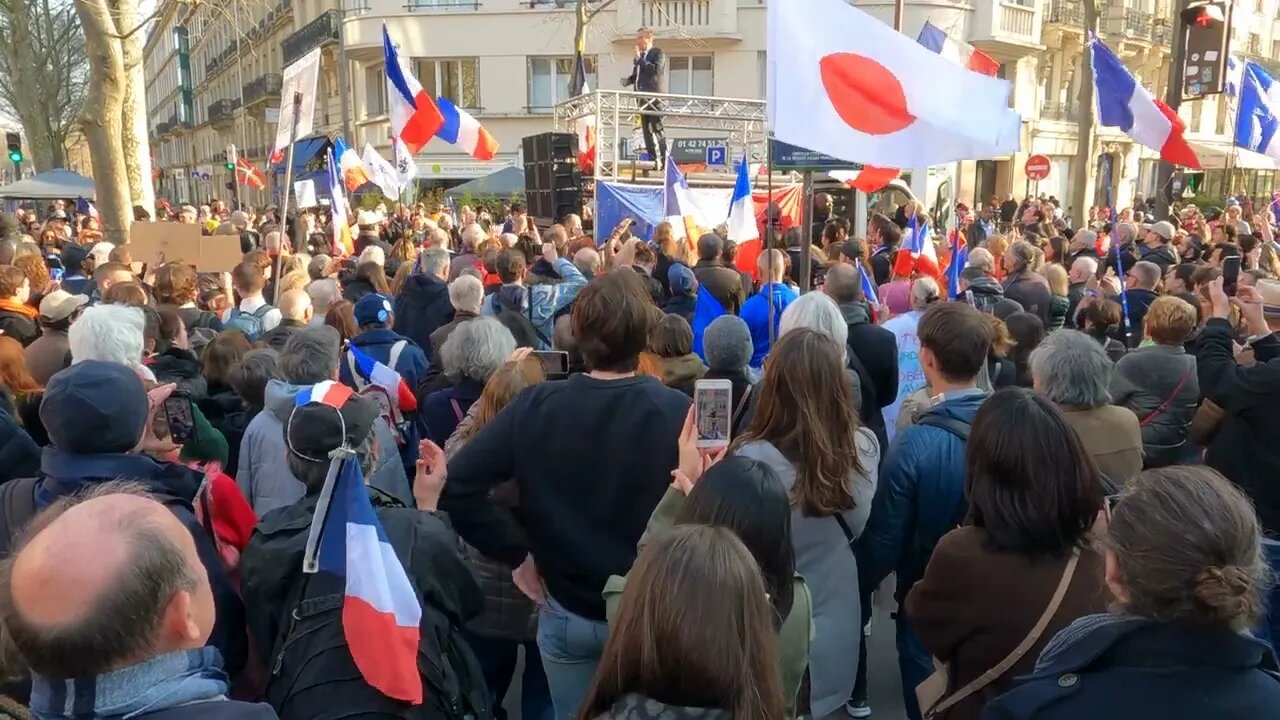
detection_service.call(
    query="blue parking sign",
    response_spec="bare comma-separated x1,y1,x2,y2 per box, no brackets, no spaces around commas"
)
705,146,728,166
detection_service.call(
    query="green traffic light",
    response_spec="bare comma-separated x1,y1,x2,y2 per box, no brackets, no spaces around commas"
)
225,162,234,171
7,151,21,163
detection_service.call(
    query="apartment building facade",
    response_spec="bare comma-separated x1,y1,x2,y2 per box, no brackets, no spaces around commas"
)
145,0,1280,211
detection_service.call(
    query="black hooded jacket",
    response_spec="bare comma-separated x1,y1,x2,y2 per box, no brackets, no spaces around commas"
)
394,274,455,363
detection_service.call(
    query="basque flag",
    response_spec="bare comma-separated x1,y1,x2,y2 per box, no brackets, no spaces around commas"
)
435,96,499,161
348,344,418,413
313,446,423,703
1091,35,1200,168
383,25,444,155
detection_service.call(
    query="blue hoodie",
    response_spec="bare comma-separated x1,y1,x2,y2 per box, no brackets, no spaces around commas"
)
859,390,988,601
740,283,799,367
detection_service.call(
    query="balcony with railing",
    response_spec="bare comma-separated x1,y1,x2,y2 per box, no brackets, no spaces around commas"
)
243,73,283,106
1039,101,1078,122
283,9,340,66
1150,17,1172,47
970,0,1042,54
1045,0,1083,27
609,0,739,41
208,98,239,124
1103,5,1153,44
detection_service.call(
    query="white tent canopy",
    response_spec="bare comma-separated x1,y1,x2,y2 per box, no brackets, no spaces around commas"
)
0,168,96,200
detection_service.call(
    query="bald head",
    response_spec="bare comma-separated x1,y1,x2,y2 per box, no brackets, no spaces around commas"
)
823,262,860,303
279,288,314,323
1,485,214,678
758,248,786,283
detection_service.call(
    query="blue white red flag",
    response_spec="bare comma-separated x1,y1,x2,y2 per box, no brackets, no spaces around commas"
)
314,453,423,703
435,97,498,161
917,21,999,76
948,235,969,299
894,215,940,278
1091,35,1200,168
383,25,444,155
348,344,418,413
858,264,879,308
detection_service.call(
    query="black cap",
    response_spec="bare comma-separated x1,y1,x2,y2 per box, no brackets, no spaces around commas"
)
60,243,89,273
285,383,379,463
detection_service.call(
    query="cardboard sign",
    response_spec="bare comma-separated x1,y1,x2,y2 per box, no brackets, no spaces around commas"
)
129,222,242,272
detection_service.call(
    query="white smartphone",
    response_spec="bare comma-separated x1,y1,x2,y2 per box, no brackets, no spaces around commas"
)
694,378,733,449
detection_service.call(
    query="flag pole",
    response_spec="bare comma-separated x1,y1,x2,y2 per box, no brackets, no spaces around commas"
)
766,134,776,345
274,91,304,305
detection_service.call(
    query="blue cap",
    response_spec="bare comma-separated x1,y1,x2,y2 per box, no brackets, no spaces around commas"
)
353,293,394,327
668,264,697,295
40,361,148,454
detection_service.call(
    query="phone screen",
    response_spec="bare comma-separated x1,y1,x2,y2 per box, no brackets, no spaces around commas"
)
1223,255,1241,297
533,350,569,378
694,380,733,449
162,395,196,445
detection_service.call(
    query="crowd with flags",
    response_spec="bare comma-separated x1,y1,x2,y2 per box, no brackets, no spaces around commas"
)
4,3,1280,720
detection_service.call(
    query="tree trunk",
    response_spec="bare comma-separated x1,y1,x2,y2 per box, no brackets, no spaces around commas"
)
75,0,130,244
1071,1,1099,230
112,0,154,213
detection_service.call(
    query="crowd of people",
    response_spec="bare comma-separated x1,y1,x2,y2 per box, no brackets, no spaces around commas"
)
0,189,1273,720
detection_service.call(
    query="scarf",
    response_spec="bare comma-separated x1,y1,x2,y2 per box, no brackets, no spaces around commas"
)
1033,612,1151,672
0,297,36,320
31,648,230,719
595,694,733,720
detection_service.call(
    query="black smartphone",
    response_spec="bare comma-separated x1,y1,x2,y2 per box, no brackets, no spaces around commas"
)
162,393,196,445
532,350,570,378
1223,255,1241,297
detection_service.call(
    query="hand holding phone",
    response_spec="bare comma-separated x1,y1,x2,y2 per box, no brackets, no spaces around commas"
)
532,350,569,378
693,378,733,450
1223,255,1241,297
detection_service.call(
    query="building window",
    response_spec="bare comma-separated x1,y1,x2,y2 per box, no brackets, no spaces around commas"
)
669,54,713,95
1272,39,1280,59
366,64,388,116
528,56,596,112
415,59,480,109
1249,33,1262,54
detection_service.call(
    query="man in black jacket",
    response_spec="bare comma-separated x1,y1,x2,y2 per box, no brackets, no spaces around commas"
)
1139,220,1179,274
825,262,897,453
393,248,455,364
692,232,747,314
620,27,667,166
1197,278,1280,650
869,217,903,286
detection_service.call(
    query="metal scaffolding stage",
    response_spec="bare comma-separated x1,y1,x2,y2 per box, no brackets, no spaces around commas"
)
554,89,769,186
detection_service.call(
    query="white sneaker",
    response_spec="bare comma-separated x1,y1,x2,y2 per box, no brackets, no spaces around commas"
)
846,700,872,718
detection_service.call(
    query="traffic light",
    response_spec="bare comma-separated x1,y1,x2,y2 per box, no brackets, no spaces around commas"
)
1181,1,1231,98
225,161,235,171
5,132,21,164
224,144,237,173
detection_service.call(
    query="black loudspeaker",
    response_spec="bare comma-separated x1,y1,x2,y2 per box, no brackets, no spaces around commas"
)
522,132,582,223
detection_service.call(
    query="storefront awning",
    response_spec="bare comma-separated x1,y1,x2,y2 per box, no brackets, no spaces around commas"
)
1188,141,1278,171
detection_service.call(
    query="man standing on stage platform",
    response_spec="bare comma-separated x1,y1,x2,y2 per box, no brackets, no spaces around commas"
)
621,27,668,169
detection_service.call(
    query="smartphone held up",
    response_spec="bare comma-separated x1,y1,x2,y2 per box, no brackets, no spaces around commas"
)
693,378,732,450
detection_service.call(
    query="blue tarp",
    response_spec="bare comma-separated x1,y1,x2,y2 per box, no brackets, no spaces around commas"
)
273,135,331,176
594,181,664,245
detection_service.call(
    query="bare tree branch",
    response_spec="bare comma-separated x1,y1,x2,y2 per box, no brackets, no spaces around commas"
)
585,0,617,24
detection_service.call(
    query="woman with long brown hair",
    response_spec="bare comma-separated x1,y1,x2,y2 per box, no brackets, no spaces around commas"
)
579,525,785,720
444,355,553,720
728,327,879,719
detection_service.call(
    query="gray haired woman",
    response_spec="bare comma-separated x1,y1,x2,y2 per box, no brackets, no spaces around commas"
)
701,315,756,436
1029,329,1142,485
422,316,516,446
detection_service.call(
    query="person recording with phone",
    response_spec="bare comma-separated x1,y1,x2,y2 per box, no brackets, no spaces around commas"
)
621,27,668,169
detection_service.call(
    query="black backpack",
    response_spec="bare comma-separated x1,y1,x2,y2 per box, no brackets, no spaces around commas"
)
490,293,548,349
264,503,491,720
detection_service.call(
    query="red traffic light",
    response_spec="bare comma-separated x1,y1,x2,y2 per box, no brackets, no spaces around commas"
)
1181,3,1225,26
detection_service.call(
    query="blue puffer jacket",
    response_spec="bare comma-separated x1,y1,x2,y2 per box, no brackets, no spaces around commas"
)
859,391,987,602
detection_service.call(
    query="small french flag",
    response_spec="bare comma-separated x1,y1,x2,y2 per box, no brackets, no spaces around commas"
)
312,451,423,703
295,380,354,409
76,197,98,219
948,234,969,299
435,97,499,161
859,264,879,308
917,21,1000,76
894,215,941,279
349,345,418,413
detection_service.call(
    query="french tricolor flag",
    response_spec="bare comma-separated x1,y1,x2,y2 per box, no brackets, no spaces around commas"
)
384,25,444,155
948,234,969,299
917,21,1000,76
435,96,499,161
1091,36,1200,169
348,344,418,413
859,264,879,308
311,446,423,704
894,215,941,279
